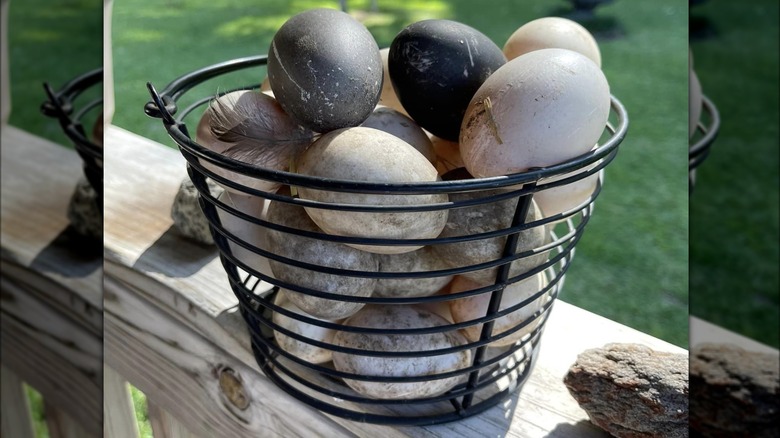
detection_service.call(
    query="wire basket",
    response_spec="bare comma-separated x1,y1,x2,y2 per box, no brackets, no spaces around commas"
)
689,95,719,194
145,55,628,426
41,68,104,210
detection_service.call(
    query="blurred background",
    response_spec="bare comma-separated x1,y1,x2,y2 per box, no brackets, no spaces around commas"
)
689,0,779,349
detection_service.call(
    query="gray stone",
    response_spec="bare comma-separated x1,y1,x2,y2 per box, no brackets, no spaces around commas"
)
170,177,223,245
563,343,688,438
67,177,101,240
690,343,779,438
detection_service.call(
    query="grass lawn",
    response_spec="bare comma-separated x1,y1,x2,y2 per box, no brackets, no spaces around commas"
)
689,0,780,348
112,0,690,348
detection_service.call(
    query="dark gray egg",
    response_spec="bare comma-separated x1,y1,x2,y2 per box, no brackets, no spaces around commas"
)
268,8,382,133
389,20,506,141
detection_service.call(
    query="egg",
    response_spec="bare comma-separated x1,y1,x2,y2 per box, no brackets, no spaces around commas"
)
689,69,703,139
388,19,507,141
503,17,601,67
431,190,549,286
360,106,435,163
449,274,548,347
215,190,273,278
533,145,602,219
374,246,454,298
265,199,377,320
377,48,407,115
268,8,382,133
431,135,464,175
296,127,448,254
460,48,610,178
196,90,313,194
272,291,339,364
332,305,471,399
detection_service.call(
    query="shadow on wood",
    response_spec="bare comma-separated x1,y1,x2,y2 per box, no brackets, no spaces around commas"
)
132,225,217,278
29,225,102,278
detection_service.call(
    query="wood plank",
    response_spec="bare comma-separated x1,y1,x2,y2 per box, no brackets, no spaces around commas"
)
0,275,102,437
103,126,686,437
44,401,93,438
104,366,140,438
690,316,779,355
148,401,199,438
0,124,102,309
0,365,36,438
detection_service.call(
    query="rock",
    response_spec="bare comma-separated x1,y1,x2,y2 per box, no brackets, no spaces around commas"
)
563,343,688,438
170,177,224,245
690,343,779,437
67,177,101,240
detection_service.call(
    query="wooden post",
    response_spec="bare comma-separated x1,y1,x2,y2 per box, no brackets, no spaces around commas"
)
104,366,140,438
1,366,36,438
44,402,89,438
148,401,199,438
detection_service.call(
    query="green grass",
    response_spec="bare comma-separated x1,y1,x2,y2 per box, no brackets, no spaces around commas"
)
113,0,690,347
689,0,780,348
6,0,103,147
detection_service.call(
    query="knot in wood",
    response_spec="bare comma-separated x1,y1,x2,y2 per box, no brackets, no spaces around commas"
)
218,367,250,410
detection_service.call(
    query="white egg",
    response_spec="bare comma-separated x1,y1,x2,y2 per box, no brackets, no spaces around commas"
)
332,305,471,399
503,17,602,66
374,246,454,298
533,145,602,219
296,127,448,254
460,48,610,178
215,190,273,278
272,291,339,364
360,106,435,163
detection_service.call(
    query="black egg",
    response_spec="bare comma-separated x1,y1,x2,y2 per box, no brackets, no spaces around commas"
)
389,20,506,141
268,8,382,133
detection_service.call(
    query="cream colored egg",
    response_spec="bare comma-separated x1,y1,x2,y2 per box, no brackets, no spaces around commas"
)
533,145,602,219
272,291,339,364
431,135,464,175
431,190,549,286
332,305,471,399
361,106,435,163
216,190,273,278
296,127,448,254
460,49,610,178
196,90,312,194
265,199,377,320
378,48,408,116
503,17,601,66
449,273,548,347
689,69,703,139
374,246,454,298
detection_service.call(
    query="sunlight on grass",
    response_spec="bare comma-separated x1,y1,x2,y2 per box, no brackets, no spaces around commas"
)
17,29,62,43
119,28,166,43
24,384,49,438
215,16,289,38
131,384,153,438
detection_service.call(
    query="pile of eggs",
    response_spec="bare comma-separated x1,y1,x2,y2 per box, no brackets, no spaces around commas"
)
196,8,611,400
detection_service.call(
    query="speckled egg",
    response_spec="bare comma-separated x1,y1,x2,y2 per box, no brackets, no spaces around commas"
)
374,246,454,298
389,19,507,141
272,291,339,364
360,106,435,163
268,8,382,133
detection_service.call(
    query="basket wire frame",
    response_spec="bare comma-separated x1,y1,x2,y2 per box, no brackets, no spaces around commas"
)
41,68,104,211
145,54,628,426
689,95,719,194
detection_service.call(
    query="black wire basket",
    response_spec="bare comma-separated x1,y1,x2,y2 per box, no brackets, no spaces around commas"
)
41,68,104,210
145,55,629,426
689,95,719,194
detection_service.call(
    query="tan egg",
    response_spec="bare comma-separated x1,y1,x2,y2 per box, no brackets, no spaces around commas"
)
332,305,471,399
272,291,339,364
374,246,454,298
431,135,464,175
460,49,610,178
260,76,274,97
215,190,273,278
296,127,448,254
361,106,435,163
265,199,377,320
689,69,703,139
196,90,312,194
503,17,601,67
431,190,549,286
449,273,548,347
378,48,408,116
